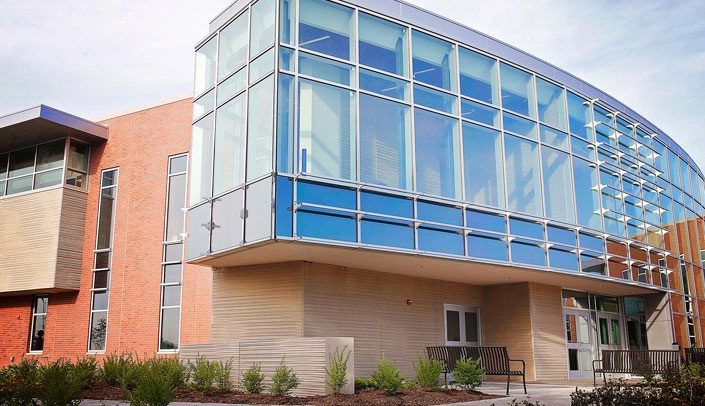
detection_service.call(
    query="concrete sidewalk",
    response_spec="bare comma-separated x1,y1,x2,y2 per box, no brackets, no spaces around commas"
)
81,381,594,406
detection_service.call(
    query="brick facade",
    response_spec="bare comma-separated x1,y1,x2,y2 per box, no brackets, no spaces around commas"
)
0,97,211,366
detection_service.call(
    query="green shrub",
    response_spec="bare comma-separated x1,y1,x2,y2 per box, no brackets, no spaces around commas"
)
413,355,445,390
214,359,233,391
270,360,300,396
452,357,484,390
188,356,218,393
72,357,98,389
325,345,350,394
241,363,265,394
121,359,149,392
101,352,133,386
354,377,376,391
370,357,404,396
149,357,186,389
0,367,12,406
125,370,174,406
3,358,40,406
37,359,83,406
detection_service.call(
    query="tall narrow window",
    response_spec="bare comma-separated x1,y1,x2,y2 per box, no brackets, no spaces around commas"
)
29,296,48,352
89,168,118,352
160,154,188,351
444,304,481,346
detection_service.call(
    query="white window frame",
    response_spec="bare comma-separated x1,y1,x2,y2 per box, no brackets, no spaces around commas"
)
443,304,481,346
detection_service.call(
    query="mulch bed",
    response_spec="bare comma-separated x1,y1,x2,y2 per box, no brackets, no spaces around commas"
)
81,382,502,405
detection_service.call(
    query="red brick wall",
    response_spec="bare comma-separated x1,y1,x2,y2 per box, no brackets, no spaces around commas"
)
0,97,212,367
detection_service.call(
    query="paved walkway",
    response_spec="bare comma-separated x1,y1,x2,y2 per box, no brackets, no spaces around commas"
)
81,381,595,406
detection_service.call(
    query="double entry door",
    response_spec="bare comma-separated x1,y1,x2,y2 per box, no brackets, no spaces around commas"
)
565,309,622,380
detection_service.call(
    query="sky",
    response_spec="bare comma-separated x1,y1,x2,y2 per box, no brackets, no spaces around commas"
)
1,0,704,169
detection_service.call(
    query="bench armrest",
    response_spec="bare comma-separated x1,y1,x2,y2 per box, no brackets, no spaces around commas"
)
508,358,526,374
592,359,603,370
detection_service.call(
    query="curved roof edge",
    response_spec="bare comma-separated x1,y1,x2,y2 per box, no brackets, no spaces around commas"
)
203,0,702,176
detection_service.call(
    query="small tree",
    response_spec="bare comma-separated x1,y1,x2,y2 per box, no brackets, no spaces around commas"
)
414,355,445,390
241,363,265,394
270,360,300,396
325,345,351,394
452,357,484,390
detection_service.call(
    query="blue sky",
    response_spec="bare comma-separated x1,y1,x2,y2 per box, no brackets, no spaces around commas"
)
1,0,704,169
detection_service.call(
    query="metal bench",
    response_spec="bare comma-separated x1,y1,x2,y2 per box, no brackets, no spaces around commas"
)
685,347,705,365
592,349,681,385
426,346,526,395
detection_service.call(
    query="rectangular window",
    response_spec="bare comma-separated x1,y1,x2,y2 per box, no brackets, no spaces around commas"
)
444,304,480,346
414,108,460,199
463,122,504,208
89,168,118,352
160,155,188,351
29,297,48,353
412,31,456,91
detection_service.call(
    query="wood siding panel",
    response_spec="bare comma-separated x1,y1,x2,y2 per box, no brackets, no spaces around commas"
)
529,283,567,381
482,283,535,381
55,188,87,290
0,188,62,294
211,262,304,342
303,263,483,379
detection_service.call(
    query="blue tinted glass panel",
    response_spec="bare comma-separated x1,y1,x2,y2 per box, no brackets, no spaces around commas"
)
417,200,462,225
461,99,499,127
604,213,625,237
275,176,293,237
540,126,568,150
580,233,604,251
414,84,457,114
299,52,354,85
600,167,621,189
412,31,456,91
361,217,414,249
458,47,498,105
277,74,294,173
360,69,408,101
466,210,505,233
571,137,595,161
541,147,575,223
297,181,355,209
505,135,542,216
580,251,605,274
549,246,578,271
567,92,592,141
667,149,681,188
418,226,463,255
509,218,544,239
536,78,567,130
360,191,413,217
463,122,504,208
414,109,460,199
572,157,602,230
548,226,575,245
360,94,411,189
511,239,546,266
500,63,535,118
652,140,667,173
299,0,353,60
503,112,537,140
297,209,356,242
359,12,407,76
468,232,507,261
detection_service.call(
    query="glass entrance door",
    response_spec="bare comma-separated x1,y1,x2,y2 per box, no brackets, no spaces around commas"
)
597,312,622,351
565,309,594,380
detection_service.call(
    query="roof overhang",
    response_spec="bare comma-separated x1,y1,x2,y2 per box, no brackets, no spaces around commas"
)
0,105,108,153
191,239,664,297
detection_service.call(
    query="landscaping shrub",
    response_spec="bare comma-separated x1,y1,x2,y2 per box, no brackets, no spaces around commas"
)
413,354,445,390
270,360,300,396
121,359,149,392
37,359,83,406
188,356,219,393
452,357,484,390
122,358,178,406
325,345,350,394
214,359,233,391
370,357,404,396
241,363,265,394
2,358,40,406
354,377,376,391
150,357,187,389
101,352,133,386
72,357,98,389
